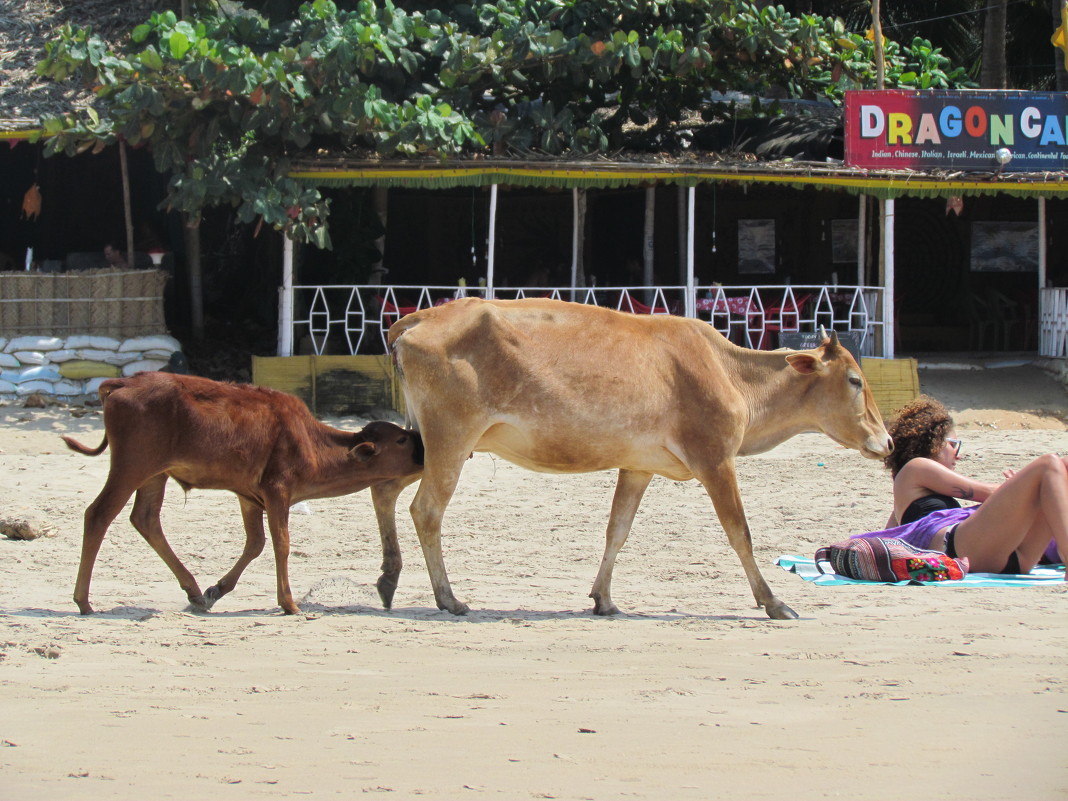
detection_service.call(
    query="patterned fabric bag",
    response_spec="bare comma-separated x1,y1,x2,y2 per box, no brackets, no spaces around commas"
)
814,537,969,582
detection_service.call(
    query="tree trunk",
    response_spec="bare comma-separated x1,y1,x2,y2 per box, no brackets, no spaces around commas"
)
183,217,204,340
981,0,1008,88
871,0,885,89
118,140,134,269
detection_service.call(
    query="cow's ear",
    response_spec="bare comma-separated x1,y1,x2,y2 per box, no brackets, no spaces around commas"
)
785,352,825,374
350,441,378,463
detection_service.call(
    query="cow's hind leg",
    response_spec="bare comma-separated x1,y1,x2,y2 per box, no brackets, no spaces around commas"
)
203,497,267,609
697,460,798,621
128,474,209,611
589,469,652,615
371,473,421,610
74,475,139,614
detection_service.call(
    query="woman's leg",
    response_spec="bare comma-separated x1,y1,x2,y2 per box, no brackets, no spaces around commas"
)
952,454,1068,573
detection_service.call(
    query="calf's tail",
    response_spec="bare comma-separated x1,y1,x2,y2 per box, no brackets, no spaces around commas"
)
62,435,109,457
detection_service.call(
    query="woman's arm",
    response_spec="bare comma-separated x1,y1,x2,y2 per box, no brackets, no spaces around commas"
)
896,458,999,503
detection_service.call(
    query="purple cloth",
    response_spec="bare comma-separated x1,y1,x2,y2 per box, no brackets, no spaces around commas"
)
854,506,1063,564
851,507,977,551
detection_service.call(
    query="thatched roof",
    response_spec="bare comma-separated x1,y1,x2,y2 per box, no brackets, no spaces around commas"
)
0,0,168,129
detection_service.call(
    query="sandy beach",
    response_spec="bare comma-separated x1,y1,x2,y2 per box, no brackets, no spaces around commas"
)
1,362,1065,800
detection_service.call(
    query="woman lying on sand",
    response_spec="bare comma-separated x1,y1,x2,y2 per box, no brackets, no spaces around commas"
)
852,395,1064,576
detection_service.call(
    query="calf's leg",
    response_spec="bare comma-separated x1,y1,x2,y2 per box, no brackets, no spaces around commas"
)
74,474,141,614
697,459,798,621
263,497,300,615
128,474,209,610
371,473,421,609
203,497,267,609
589,469,652,616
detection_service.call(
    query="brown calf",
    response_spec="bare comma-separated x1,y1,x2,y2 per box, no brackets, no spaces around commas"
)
63,372,423,615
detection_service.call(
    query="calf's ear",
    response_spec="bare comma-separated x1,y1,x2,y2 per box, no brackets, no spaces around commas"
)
784,352,825,374
349,441,379,463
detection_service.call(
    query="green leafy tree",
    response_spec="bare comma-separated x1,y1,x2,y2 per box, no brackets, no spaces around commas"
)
35,0,974,246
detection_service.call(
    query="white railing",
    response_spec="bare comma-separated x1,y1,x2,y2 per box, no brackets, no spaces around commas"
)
288,283,885,357
1040,287,1068,358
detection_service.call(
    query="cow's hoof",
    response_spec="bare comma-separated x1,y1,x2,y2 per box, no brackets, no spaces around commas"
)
187,593,211,612
438,599,469,615
589,591,620,616
764,600,799,620
376,573,399,610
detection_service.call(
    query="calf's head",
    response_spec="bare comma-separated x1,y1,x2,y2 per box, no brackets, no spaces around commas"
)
350,421,425,475
784,332,892,459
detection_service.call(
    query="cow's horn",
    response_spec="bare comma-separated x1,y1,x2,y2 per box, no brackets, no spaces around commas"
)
819,325,828,341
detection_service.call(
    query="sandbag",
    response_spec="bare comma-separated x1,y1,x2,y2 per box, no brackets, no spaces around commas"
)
15,380,57,395
16,365,62,382
84,376,112,395
2,366,60,384
143,348,180,360
52,379,87,395
12,351,48,366
65,335,121,351
77,349,141,365
59,360,122,380
4,335,64,353
122,359,169,376
118,335,182,353
0,352,19,368
44,349,78,363
0,378,16,393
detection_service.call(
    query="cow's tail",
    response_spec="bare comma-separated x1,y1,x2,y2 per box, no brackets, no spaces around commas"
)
62,434,109,457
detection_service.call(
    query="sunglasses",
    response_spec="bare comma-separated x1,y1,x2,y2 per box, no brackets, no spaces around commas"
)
946,438,962,457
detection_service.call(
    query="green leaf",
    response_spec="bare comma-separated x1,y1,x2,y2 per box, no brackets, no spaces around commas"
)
169,31,190,60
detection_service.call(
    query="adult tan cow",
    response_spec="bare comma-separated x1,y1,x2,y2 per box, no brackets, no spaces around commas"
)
378,297,891,620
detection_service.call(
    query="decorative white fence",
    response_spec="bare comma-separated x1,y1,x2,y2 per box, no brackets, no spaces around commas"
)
1040,287,1068,358
287,283,886,357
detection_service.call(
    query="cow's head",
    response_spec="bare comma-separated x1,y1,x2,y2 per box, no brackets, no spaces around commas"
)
350,420,425,474
784,331,892,459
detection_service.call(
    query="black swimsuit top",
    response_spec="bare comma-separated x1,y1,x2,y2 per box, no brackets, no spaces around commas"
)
900,493,961,525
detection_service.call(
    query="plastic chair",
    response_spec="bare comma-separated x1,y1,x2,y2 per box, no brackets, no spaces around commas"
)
760,292,812,350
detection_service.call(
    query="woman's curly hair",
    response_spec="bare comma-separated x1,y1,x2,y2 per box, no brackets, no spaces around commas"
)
883,395,954,477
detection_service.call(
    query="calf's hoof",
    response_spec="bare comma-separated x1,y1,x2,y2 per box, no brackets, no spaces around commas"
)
376,573,400,610
764,600,799,620
187,593,211,613
75,601,94,615
202,585,224,609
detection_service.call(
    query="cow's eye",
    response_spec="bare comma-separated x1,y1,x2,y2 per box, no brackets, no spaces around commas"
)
848,375,863,389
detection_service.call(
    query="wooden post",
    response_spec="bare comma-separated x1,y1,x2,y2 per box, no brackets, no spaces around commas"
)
278,236,294,356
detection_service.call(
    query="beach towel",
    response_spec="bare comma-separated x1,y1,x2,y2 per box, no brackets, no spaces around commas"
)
776,555,1064,587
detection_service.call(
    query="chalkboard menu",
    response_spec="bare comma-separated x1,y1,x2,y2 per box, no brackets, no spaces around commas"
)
779,330,863,361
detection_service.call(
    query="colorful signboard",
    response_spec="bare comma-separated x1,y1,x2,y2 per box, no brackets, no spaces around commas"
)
844,90,1068,172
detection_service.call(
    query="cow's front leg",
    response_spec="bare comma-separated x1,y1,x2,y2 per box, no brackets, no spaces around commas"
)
371,473,422,609
698,459,798,621
263,498,300,615
589,469,652,615
409,452,469,615
204,498,267,609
